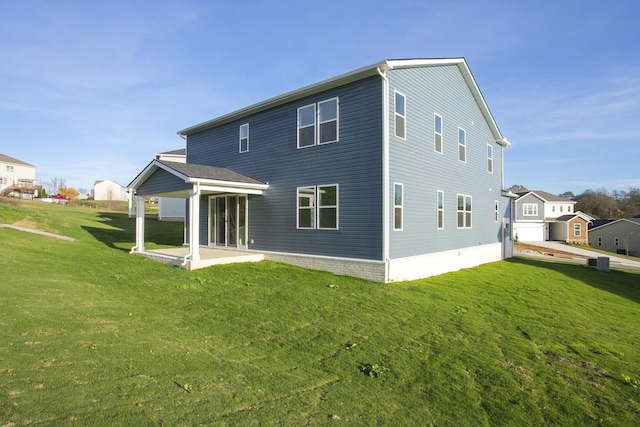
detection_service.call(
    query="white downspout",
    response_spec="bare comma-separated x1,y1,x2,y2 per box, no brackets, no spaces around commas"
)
377,65,390,282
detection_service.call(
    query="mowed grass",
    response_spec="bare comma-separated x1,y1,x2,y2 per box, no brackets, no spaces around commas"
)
1,199,640,426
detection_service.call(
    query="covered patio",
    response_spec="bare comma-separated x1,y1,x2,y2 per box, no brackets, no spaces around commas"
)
127,159,269,270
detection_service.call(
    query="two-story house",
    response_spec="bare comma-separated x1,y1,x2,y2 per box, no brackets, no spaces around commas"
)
128,58,514,282
0,153,38,199
513,190,590,243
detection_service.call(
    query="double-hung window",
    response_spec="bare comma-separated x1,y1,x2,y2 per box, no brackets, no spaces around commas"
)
437,190,444,229
457,194,472,228
458,128,466,162
523,204,538,216
394,183,403,230
297,185,338,229
239,123,249,153
487,144,493,172
297,98,339,148
434,113,443,153
574,223,581,236
394,91,406,139
495,200,499,222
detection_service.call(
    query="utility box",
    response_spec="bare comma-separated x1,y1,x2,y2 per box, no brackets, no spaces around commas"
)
596,257,610,272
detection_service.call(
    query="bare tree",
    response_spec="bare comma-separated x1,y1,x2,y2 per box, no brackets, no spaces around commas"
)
45,177,66,196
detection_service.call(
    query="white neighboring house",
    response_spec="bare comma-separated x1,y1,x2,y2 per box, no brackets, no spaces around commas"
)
93,180,128,201
155,149,186,221
513,190,584,242
0,153,38,198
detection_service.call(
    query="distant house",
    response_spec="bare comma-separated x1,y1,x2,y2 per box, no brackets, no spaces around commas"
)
589,217,640,257
0,153,39,199
513,190,591,243
155,149,186,221
93,180,128,201
129,58,514,282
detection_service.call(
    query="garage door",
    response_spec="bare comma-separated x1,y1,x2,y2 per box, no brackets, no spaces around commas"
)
514,224,545,241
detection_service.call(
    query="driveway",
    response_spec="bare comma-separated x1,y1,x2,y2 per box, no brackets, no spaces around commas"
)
517,241,640,271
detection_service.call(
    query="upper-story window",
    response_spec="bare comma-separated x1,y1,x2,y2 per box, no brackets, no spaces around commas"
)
297,98,339,148
523,203,538,216
487,144,493,173
434,113,443,153
6,165,14,172
458,127,466,162
568,205,572,213
394,91,406,140
297,104,316,148
239,123,249,153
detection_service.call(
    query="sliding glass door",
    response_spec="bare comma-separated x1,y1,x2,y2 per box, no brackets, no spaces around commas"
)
209,195,247,248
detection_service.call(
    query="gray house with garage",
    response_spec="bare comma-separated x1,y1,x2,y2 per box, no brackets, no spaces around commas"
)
128,58,514,282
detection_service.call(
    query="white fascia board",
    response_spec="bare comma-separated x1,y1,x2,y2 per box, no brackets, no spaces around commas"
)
199,184,266,195
128,160,190,190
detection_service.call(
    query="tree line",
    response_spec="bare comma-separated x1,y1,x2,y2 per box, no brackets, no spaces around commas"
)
508,185,640,219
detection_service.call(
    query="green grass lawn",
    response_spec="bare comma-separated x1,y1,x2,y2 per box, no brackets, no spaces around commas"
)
2,198,640,426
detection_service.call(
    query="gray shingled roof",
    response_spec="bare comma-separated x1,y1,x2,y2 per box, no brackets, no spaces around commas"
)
0,153,34,167
158,149,185,156
517,190,576,203
158,161,266,185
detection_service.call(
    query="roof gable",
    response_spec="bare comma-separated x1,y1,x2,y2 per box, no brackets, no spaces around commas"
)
177,58,507,146
0,153,34,167
516,190,576,204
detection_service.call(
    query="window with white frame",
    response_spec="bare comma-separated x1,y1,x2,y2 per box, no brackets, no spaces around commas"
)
437,190,444,229
574,223,581,236
434,113,443,153
239,123,249,153
297,186,315,228
6,165,13,172
394,183,403,230
318,98,338,144
297,185,338,229
458,127,466,162
297,98,339,148
457,194,472,228
568,205,572,213
495,200,499,222
523,203,538,216
394,91,406,139
318,185,338,229
297,104,316,148
487,144,493,173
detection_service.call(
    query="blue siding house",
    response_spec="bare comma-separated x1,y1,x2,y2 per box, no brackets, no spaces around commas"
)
129,58,514,282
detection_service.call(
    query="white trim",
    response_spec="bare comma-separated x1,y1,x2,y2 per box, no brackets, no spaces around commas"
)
296,186,316,229
457,193,472,229
377,66,390,280
317,183,339,230
394,90,406,140
487,144,493,173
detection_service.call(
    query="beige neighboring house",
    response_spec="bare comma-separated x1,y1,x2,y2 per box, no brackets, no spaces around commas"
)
155,149,186,221
0,153,39,199
93,179,128,201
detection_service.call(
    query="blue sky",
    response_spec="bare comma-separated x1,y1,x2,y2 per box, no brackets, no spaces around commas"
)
1,0,638,195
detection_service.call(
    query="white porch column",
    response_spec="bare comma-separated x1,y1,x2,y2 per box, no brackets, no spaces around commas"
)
189,183,201,261
133,195,145,253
